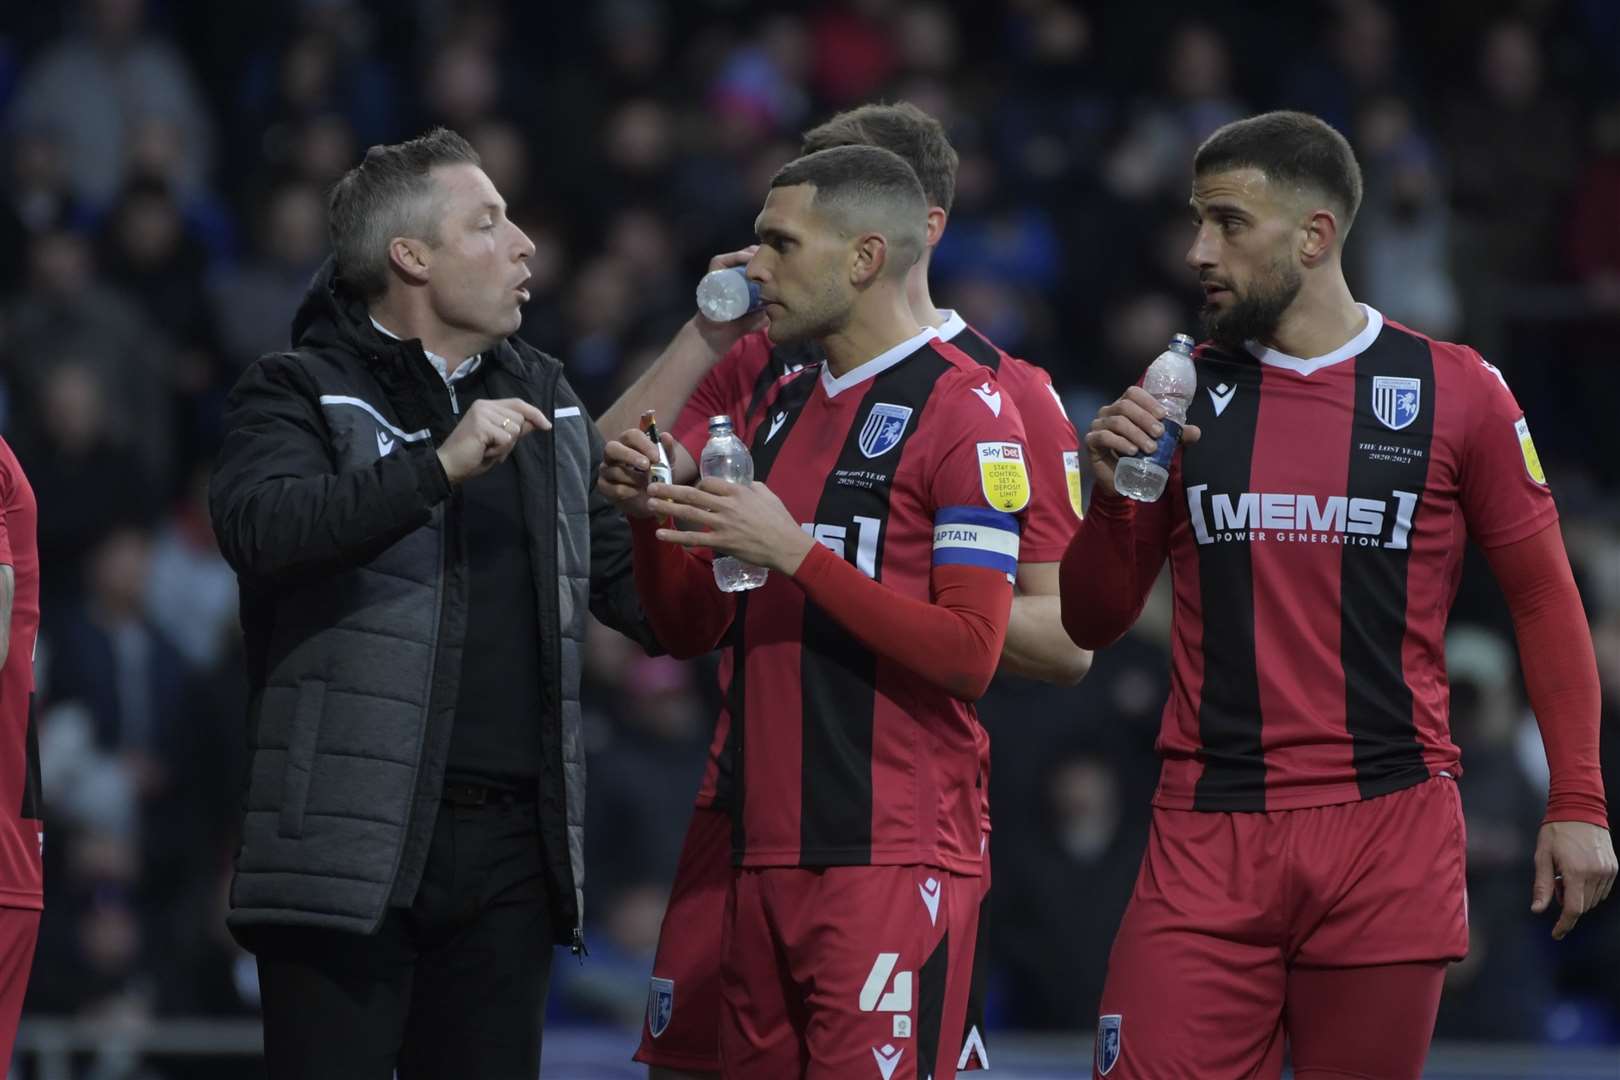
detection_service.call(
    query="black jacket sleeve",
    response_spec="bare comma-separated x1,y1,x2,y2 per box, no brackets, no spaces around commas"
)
209,353,452,581
566,375,662,654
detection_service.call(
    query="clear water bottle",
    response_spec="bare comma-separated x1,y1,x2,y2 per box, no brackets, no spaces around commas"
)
700,415,769,592
1114,333,1197,502
695,267,763,322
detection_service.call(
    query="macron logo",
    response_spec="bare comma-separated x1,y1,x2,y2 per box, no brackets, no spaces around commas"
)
918,877,940,927
376,429,396,457
873,1045,903,1080
766,411,788,443
971,382,1002,416
1208,383,1236,417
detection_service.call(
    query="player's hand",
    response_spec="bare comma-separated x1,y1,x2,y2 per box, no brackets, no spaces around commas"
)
437,397,550,485
648,477,814,574
598,428,676,520
1531,820,1618,940
1085,386,1202,498
692,245,767,354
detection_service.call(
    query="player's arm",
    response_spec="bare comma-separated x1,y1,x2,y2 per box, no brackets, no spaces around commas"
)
998,375,1091,683
1000,563,1090,684
1457,350,1615,938
598,428,735,658
648,477,1012,699
594,245,763,445
1059,383,1197,647
1484,521,1615,939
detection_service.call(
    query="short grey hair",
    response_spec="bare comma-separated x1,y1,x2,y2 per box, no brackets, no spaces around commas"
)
769,145,928,278
327,127,481,300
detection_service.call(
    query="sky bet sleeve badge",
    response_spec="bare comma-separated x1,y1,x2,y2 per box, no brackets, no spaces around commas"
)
1064,450,1084,518
977,442,1031,513
1514,417,1547,485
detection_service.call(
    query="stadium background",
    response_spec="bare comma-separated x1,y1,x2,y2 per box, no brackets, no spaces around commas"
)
0,0,1617,1075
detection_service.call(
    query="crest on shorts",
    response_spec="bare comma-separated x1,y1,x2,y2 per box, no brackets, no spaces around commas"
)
1095,1014,1122,1075
647,977,674,1038
1372,376,1421,431
859,403,913,459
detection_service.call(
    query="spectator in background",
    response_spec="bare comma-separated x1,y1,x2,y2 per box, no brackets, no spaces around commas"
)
146,463,237,671
44,522,190,769
1349,97,1460,339
1103,21,1246,205
13,362,153,605
7,229,175,489
212,181,328,369
8,0,214,208
0,128,82,295
98,174,221,360
1279,0,1410,137
1434,627,1557,1041
992,747,1140,1028
1565,98,1620,319
1447,19,1579,357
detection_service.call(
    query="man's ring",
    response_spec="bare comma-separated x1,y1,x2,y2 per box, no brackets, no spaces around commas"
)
502,417,514,432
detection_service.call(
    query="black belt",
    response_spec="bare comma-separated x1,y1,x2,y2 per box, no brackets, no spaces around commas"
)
441,781,536,807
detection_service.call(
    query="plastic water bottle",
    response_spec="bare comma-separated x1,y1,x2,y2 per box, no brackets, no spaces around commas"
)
700,415,769,592
695,267,763,322
1114,333,1197,502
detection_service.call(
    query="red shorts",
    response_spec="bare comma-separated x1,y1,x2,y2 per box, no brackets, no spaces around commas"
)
954,834,991,1071
0,907,38,1065
1094,776,1467,1078
634,804,731,1072
721,863,981,1080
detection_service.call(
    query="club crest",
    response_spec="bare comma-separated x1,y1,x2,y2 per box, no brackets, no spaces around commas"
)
1372,376,1421,431
647,977,673,1038
859,403,913,459
1095,1014,1122,1075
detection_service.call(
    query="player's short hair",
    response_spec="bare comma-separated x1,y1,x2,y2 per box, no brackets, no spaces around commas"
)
800,101,959,213
328,127,481,300
770,145,929,278
1194,111,1364,235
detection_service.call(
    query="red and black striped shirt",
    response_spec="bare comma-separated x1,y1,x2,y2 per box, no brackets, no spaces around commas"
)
674,315,1081,825
650,330,1031,870
1064,308,1562,812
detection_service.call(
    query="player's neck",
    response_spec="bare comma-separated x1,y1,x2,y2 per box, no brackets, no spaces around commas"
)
1260,272,1364,360
905,264,943,329
820,292,926,377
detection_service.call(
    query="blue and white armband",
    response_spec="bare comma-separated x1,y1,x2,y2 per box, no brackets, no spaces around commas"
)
932,506,1021,582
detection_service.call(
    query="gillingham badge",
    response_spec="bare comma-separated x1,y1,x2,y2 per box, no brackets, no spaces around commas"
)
647,977,674,1038
1372,376,1421,431
1096,1014,1122,1075
859,403,913,459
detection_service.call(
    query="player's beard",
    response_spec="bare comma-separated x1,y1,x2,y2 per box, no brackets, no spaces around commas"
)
769,278,852,346
1201,256,1302,351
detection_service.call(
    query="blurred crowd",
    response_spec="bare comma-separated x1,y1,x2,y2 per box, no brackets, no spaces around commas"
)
1,0,1618,1073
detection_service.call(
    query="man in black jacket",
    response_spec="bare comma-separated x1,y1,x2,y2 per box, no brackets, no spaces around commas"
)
210,127,655,1080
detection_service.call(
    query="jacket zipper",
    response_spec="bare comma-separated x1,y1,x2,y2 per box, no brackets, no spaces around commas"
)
377,375,457,930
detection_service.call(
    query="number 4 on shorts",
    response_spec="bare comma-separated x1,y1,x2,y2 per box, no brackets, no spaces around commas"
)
859,953,913,1013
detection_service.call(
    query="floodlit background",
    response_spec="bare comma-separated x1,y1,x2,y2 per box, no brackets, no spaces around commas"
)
1,0,1617,1076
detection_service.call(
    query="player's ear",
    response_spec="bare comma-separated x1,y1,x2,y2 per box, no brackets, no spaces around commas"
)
851,233,887,286
1300,208,1338,267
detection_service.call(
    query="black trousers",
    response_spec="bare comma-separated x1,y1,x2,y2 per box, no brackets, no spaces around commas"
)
249,793,555,1080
